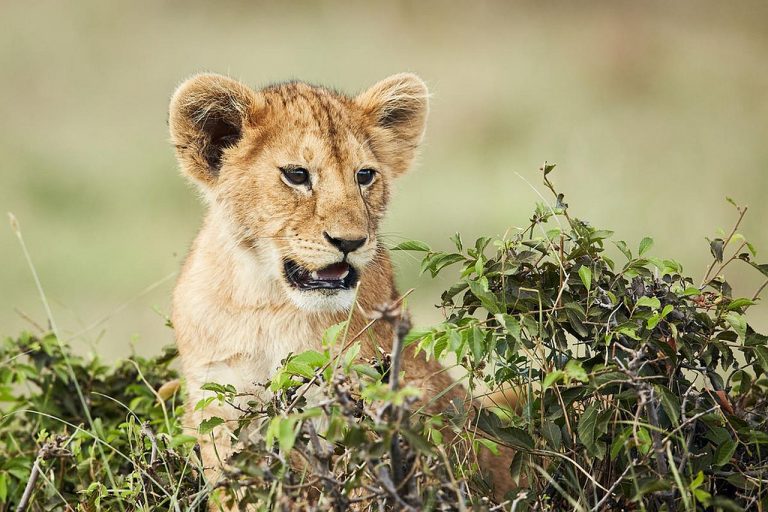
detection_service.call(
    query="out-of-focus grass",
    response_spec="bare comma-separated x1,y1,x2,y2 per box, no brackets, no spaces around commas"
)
1,1,767,358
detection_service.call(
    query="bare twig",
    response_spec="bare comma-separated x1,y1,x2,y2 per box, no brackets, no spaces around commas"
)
16,437,71,512
752,278,768,302
590,462,633,512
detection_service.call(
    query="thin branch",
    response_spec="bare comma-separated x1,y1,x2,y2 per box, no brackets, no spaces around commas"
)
701,205,748,286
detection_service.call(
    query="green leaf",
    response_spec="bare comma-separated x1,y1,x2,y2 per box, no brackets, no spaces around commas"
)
565,359,588,383
648,257,683,276
468,279,501,314
542,421,562,450
428,426,444,445
476,437,500,455
578,402,602,450
636,296,661,310
343,342,361,371
450,232,463,252
391,240,431,252
615,240,632,260
170,434,199,448
474,236,492,254
476,409,534,450
448,329,463,352
194,396,216,412
616,325,641,340
269,370,303,392
693,488,712,505
474,256,484,277
200,382,236,395
710,238,725,262
509,450,525,485
277,417,300,453
542,370,564,390
639,237,654,256
292,350,329,367
610,428,633,460
727,298,757,311
401,429,436,455
199,416,224,435
714,438,737,467
433,333,448,360
422,252,466,277
351,363,381,380
495,313,521,341
403,329,431,348
635,427,652,455
265,416,299,454
753,346,768,373
654,384,681,425
546,227,562,240
690,470,705,490
416,332,435,358
725,312,747,340
591,230,614,241
578,265,592,290
285,360,314,379
470,325,485,361
322,321,348,348
647,312,661,330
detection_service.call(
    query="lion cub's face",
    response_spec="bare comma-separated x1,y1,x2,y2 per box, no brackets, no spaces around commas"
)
169,73,428,311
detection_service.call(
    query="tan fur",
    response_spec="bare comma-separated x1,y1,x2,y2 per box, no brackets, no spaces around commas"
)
168,73,516,506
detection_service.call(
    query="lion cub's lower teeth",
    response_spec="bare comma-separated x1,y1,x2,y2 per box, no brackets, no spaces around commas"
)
310,269,349,281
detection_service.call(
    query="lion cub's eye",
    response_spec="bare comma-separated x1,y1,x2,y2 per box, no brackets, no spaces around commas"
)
356,168,376,186
281,167,310,186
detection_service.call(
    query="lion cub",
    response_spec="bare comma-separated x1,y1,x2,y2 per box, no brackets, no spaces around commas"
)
168,73,515,499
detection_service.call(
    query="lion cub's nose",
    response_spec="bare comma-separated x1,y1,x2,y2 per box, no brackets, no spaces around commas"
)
324,232,367,254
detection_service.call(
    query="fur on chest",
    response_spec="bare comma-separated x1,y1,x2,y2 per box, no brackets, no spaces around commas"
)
175,295,331,386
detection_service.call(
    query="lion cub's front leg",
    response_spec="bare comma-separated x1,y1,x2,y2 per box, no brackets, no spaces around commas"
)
185,374,265,512
186,387,236,481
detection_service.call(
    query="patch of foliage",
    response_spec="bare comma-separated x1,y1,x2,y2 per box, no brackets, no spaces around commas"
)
2,163,768,511
0,334,205,511
405,163,768,510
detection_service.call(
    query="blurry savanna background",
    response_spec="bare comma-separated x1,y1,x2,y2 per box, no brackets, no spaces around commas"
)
1,1,767,360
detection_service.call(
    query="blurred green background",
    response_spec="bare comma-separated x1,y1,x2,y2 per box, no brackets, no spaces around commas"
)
1,1,767,359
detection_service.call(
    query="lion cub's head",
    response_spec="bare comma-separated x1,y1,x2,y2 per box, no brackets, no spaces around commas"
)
169,73,428,311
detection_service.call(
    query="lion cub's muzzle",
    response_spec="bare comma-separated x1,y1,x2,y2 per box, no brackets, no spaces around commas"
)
283,260,359,291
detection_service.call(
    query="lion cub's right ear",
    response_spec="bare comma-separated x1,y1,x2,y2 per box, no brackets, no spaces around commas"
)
169,73,262,187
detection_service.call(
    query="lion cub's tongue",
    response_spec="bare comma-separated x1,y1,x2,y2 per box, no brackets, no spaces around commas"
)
312,262,350,281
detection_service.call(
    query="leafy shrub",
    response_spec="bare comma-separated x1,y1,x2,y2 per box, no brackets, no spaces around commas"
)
404,164,768,510
0,334,204,510
2,163,768,511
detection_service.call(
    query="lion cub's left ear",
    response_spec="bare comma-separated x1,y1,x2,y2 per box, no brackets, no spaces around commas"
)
355,73,429,176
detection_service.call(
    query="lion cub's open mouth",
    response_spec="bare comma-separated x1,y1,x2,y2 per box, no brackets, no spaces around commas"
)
283,260,359,291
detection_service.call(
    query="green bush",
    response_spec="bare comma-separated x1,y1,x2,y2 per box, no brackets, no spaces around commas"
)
406,164,768,510
0,334,202,511
2,164,768,511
